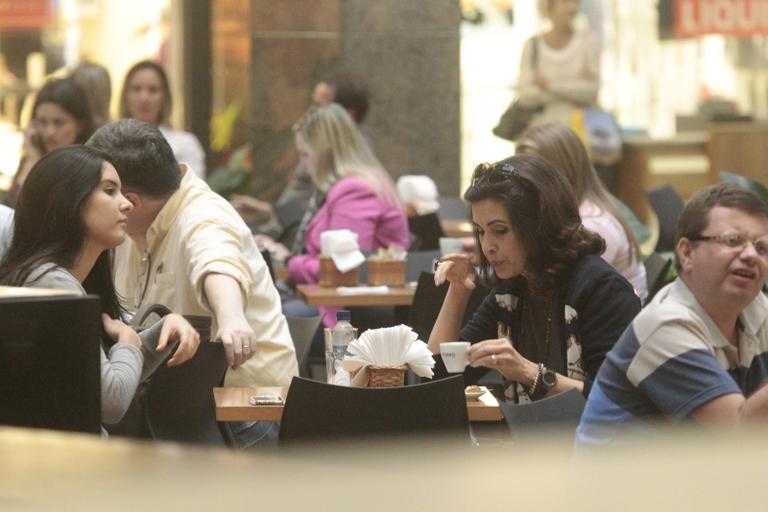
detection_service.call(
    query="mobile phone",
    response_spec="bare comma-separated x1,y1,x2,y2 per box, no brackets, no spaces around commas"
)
248,395,284,406
31,133,44,153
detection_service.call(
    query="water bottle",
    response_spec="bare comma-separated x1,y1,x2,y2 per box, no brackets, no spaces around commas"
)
330,310,355,385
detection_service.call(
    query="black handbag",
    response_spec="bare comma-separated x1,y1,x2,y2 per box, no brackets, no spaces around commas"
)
493,38,542,141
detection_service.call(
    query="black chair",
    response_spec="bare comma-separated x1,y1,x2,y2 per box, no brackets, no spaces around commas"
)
285,315,322,377
646,185,684,252
499,388,586,442
408,212,444,251
143,339,234,446
437,196,469,220
405,250,441,282
644,252,673,303
261,249,275,282
408,272,488,346
278,375,469,446
719,171,768,206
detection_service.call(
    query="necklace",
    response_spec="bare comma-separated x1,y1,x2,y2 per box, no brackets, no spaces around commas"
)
518,289,556,367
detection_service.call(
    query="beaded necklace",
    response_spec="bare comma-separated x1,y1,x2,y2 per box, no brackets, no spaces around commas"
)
518,289,557,371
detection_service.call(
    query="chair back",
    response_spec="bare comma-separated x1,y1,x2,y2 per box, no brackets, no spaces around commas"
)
437,196,468,220
646,185,684,252
644,252,673,303
143,339,233,446
261,249,275,282
499,388,586,442
278,375,469,446
405,250,440,282
719,171,768,206
408,212,444,251
285,315,322,377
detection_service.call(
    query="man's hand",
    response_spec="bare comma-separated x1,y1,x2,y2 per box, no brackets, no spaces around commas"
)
156,313,201,367
216,313,256,369
203,273,256,370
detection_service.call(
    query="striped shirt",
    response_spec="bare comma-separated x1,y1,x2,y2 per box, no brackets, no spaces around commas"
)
576,278,768,447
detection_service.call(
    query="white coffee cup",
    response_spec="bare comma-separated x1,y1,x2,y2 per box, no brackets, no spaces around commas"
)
440,341,470,373
439,237,464,256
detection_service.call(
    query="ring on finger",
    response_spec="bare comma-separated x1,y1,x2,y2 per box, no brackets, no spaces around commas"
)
490,353,497,365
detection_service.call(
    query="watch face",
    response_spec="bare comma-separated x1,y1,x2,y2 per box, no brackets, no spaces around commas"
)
542,369,557,388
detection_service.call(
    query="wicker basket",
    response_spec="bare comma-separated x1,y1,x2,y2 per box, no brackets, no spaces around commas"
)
367,365,407,387
367,259,406,286
318,256,360,287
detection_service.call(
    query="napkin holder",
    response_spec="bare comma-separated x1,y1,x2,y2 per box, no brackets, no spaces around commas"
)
319,255,359,287
366,259,406,286
367,364,407,387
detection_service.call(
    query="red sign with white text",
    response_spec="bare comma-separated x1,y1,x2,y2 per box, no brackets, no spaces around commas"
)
0,0,52,29
675,0,768,37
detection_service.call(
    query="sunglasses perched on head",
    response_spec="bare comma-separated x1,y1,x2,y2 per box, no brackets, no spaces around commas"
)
472,163,527,186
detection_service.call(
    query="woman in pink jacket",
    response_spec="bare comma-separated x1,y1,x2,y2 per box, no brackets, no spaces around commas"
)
280,104,409,327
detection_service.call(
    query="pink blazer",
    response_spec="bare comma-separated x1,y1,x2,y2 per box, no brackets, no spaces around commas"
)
287,177,410,325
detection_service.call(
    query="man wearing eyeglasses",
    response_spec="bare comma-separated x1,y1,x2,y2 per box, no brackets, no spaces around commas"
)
576,183,768,447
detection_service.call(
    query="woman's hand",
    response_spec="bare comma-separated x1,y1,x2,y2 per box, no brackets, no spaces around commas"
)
156,314,201,367
230,194,274,224
434,253,476,290
102,314,142,349
467,338,539,384
253,234,290,262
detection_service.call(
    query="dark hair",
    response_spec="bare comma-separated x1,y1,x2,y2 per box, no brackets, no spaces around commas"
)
324,72,369,124
33,78,94,144
464,154,605,285
119,60,172,125
87,119,181,197
675,183,768,271
0,145,123,318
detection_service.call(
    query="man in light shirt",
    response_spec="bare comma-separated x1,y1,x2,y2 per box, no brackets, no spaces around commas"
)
576,183,768,447
88,120,298,446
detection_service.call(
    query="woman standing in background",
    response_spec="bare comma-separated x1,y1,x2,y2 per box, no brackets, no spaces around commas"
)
119,60,206,178
517,0,599,128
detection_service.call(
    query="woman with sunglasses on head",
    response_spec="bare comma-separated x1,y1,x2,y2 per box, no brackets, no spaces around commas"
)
0,145,200,426
428,155,640,402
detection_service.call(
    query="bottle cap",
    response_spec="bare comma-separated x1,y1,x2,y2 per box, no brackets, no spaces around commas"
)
336,310,351,321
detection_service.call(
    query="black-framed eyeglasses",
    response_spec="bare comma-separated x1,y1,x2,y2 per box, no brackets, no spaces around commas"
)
688,232,768,258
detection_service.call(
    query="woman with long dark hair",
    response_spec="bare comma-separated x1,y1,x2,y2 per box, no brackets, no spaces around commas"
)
5,78,95,207
428,154,640,402
0,145,200,425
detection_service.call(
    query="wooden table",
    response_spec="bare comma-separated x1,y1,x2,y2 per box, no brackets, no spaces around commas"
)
214,386,503,423
441,218,473,238
296,283,416,307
